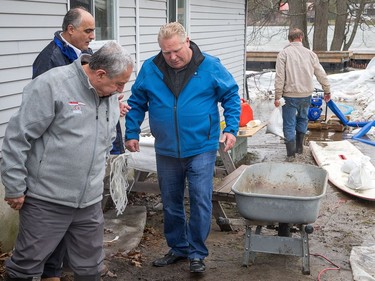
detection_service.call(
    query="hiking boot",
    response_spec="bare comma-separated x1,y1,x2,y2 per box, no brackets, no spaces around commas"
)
152,251,187,267
190,259,205,273
41,278,60,281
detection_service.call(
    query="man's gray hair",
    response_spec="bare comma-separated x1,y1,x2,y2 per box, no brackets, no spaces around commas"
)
62,7,88,31
89,41,134,78
158,22,187,44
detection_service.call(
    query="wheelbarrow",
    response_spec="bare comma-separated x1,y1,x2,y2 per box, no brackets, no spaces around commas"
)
222,162,328,275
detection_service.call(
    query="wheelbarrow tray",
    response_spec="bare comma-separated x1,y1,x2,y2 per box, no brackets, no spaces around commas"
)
231,162,328,224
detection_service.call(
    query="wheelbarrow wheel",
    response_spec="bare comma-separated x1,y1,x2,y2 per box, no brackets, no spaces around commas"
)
278,223,291,237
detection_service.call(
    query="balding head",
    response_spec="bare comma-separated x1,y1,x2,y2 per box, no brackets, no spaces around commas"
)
288,28,304,42
61,7,95,50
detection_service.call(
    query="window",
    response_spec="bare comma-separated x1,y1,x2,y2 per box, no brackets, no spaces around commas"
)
70,0,116,41
169,0,189,32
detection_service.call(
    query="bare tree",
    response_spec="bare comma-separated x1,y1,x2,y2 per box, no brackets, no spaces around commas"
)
343,0,366,50
288,0,310,48
246,0,288,46
330,0,349,50
246,0,374,52
313,0,330,50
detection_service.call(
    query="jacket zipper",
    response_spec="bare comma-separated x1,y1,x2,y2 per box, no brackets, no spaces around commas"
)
174,98,180,158
79,96,100,206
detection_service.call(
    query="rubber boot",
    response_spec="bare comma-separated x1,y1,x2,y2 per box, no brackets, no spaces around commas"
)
296,132,305,154
285,141,296,162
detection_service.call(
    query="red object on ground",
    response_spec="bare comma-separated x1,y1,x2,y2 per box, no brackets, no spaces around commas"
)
239,98,254,127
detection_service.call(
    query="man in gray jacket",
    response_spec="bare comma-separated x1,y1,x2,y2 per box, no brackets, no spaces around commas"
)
274,28,331,162
1,41,134,281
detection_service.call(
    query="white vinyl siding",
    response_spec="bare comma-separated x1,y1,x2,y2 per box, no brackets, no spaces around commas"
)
0,0,247,155
0,0,67,156
189,0,246,99
119,0,167,101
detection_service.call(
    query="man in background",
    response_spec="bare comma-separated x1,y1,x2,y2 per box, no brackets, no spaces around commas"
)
32,7,94,79
274,28,331,162
1,41,134,281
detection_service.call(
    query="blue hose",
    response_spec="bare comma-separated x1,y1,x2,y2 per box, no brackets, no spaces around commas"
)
327,100,349,125
327,100,369,127
352,120,375,146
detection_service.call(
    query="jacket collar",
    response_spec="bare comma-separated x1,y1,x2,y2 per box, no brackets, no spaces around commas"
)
152,41,205,96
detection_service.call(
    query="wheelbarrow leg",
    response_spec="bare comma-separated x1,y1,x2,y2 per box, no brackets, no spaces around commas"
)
242,225,252,266
242,225,262,267
301,224,311,275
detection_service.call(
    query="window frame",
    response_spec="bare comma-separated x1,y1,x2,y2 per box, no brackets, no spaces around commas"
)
168,0,190,34
69,0,119,51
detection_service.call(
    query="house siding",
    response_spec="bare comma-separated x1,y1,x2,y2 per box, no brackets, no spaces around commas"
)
0,0,246,156
0,0,67,156
190,0,246,98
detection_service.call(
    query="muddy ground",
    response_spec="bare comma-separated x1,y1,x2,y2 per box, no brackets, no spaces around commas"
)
1,100,374,281
99,94,375,281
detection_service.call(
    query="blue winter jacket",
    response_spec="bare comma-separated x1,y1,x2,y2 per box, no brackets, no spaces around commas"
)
125,41,240,158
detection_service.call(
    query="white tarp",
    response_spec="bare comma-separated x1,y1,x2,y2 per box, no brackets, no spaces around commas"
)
350,245,375,281
126,135,157,173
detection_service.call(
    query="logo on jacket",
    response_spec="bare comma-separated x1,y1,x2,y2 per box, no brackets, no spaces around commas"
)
68,101,86,114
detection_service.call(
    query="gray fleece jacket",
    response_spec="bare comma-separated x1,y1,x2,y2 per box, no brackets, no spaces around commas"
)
1,55,119,208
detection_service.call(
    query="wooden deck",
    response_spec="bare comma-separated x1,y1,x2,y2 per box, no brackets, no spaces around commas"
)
246,50,372,64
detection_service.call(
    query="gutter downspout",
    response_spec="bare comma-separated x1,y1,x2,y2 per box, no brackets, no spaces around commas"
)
135,0,140,74
244,0,249,100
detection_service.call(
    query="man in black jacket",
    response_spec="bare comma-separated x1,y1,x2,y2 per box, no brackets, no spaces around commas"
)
32,7,95,79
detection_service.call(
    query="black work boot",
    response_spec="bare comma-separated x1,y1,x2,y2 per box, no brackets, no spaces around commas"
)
296,132,305,154
285,141,296,162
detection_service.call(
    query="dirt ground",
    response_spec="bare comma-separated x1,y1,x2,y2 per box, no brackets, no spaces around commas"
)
1,142,374,281
95,132,375,281
1,100,374,281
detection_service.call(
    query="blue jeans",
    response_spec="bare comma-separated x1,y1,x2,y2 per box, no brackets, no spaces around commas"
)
282,96,311,143
155,150,217,260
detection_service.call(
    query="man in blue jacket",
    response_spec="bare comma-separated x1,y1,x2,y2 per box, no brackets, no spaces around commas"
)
125,22,240,273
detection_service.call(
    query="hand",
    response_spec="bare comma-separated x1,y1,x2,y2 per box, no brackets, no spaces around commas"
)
274,99,280,107
220,132,237,152
5,196,25,210
118,94,131,117
323,93,331,103
125,139,140,152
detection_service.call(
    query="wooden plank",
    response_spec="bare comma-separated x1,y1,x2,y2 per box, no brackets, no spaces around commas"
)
212,201,233,231
218,142,236,174
213,165,248,193
237,123,266,137
351,53,375,60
